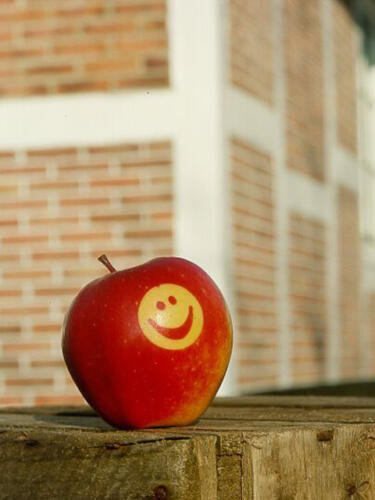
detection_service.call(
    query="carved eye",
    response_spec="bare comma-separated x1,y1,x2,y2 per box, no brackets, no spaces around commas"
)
168,296,177,305
156,301,165,310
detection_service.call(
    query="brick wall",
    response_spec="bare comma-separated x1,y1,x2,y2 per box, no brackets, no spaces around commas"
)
338,186,361,378
231,137,279,391
0,0,370,403
333,1,357,153
0,0,168,96
284,0,325,181
229,0,368,391
0,140,173,406
289,213,327,384
229,0,274,104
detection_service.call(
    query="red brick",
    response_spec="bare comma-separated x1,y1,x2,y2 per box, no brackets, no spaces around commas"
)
60,232,111,242
30,180,78,190
0,151,15,159
151,212,172,220
0,84,49,96
142,19,166,31
115,3,165,13
0,289,22,297
0,325,21,334
30,216,79,225
0,200,47,210
84,21,135,34
122,193,171,203
145,56,168,69
88,144,138,154
33,324,61,333
3,342,50,352
35,395,84,405
0,306,49,315
0,254,20,263
90,178,139,187
85,58,135,73
27,64,73,75
91,213,140,223
30,360,65,368
0,357,18,368
6,378,54,386
0,48,44,59
0,166,45,175
116,39,167,51
229,0,273,103
2,234,48,245
24,26,76,39
26,147,77,159
33,251,79,261
118,76,169,89
59,197,109,207
57,81,109,93
121,159,171,168
0,9,45,22
0,396,24,406
124,229,172,239
0,219,17,226
55,6,105,17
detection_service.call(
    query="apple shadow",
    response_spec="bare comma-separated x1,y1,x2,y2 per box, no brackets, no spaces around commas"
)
32,406,202,432
33,407,114,431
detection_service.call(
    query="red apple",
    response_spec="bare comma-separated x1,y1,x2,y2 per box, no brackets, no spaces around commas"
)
62,255,232,429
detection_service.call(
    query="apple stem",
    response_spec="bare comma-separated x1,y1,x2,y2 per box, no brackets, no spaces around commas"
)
98,254,117,273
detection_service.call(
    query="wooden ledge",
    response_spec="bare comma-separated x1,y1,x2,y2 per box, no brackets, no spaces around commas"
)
2,396,375,499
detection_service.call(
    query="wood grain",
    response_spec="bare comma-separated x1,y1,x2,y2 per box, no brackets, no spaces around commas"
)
2,396,375,499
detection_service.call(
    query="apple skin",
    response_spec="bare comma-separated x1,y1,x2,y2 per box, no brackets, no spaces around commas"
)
62,256,232,429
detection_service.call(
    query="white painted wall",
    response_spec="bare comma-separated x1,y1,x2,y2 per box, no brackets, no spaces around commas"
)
226,87,277,152
321,0,340,382
273,0,292,387
168,0,237,395
0,91,176,148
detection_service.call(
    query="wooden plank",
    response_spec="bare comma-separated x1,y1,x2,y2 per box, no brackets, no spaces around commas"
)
211,395,375,409
242,425,375,499
203,405,375,424
3,397,375,499
0,427,217,500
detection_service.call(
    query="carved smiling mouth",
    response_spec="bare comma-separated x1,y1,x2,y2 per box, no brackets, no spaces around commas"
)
148,305,194,340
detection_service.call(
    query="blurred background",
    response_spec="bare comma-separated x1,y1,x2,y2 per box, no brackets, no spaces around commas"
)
0,0,374,406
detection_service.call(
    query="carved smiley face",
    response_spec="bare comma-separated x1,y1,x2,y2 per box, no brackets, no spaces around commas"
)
137,284,203,350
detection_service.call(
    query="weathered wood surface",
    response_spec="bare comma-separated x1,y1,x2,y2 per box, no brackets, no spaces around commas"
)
2,396,375,499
